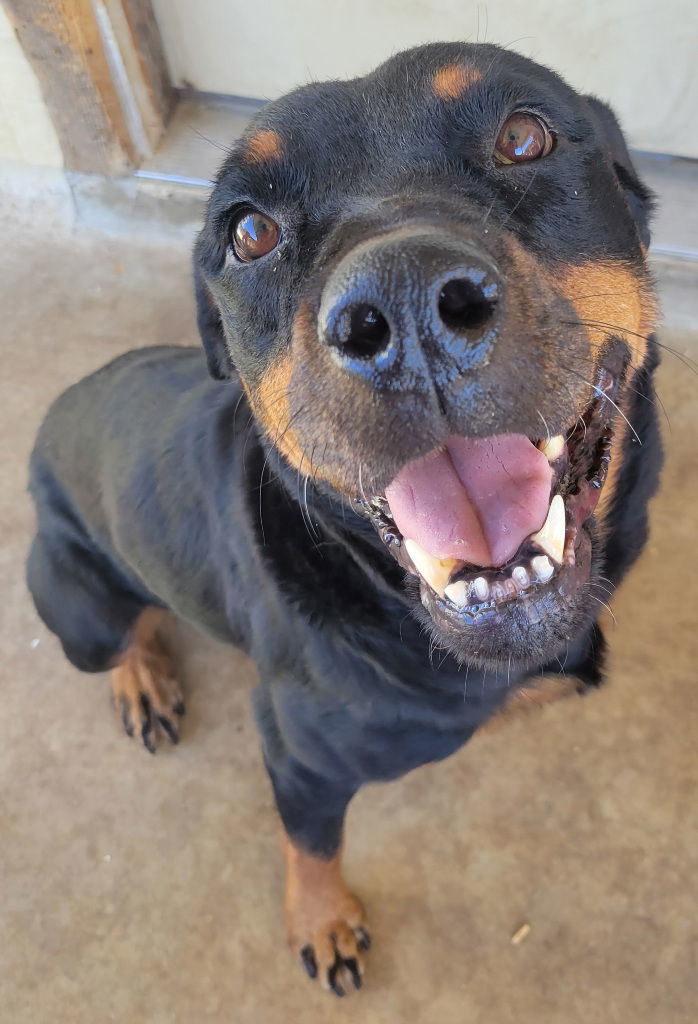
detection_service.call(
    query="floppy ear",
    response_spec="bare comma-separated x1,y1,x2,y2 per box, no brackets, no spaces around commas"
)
585,96,654,249
192,261,235,381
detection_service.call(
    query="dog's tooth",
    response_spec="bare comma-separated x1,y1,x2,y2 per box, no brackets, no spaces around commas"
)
531,554,555,582
512,565,530,589
472,576,489,602
404,539,460,597
444,580,469,607
529,494,566,563
538,434,565,461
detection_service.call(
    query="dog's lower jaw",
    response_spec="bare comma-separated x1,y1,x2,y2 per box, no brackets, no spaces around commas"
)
419,522,600,671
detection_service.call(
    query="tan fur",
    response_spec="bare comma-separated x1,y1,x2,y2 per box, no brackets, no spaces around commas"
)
283,834,367,989
245,128,284,164
111,608,183,749
246,350,306,471
546,260,657,522
431,64,482,100
556,261,654,367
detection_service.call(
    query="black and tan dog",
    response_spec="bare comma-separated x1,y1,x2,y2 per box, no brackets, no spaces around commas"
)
27,42,662,996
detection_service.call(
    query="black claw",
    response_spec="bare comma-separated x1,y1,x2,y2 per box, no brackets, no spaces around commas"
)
300,945,317,979
327,960,345,997
140,695,156,753
157,715,179,744
344,957,362,990
356,927,371,951
120,699,134,738
173,700,186,717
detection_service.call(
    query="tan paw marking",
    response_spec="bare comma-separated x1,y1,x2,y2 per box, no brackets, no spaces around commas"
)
111,609,184,753
283,836,370,997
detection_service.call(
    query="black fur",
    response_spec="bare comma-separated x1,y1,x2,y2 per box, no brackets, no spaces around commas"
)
27,44,662,865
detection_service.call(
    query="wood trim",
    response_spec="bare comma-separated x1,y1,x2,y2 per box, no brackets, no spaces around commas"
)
4,0,174,175
117,0,175,134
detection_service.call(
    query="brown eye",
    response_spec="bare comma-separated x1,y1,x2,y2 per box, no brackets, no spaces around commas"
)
231,209,280,261
494,112,554,165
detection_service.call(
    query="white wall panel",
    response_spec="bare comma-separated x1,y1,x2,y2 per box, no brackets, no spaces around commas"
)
151,0,698,157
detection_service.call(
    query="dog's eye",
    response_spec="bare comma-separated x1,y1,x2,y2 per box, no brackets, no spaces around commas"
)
494,113,554,165
231,209,280,261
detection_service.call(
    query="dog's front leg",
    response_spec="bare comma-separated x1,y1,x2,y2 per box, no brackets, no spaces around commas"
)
266,759,369,996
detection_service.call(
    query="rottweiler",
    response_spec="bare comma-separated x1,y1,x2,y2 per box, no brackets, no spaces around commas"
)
27,42,662,996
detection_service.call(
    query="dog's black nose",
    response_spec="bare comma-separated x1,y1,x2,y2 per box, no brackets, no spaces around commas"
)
318,230,501,386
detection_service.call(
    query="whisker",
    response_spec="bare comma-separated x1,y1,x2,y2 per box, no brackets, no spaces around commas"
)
358,461,370,505
564,319,698,376
304,442,321,542
536,408,551,444
561,317,654,345
565,290,639,302
257,452,268,546
651,338,698,376
584,592,618,625
188,126,228,153
296,451,321,549
623,381,672,433
232,389,247,430
594,385,642,445
560,363,643,445
498,168,539,228
482,198,495,227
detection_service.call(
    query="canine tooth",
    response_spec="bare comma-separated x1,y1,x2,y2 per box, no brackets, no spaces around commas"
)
529,494,566,563
472,576,489,602
531,554,554,582
512,565,530,589
404,539,459,597
539,434,565,461
444,580,469,607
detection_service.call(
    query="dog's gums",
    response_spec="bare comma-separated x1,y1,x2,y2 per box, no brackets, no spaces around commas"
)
355,344,627,634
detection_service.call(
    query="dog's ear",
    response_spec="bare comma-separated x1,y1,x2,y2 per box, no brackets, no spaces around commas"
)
585,96,654,249
192,261,234,381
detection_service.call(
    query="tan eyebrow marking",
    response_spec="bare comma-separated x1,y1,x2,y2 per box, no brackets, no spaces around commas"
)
245,128,284,164
431,64,482,100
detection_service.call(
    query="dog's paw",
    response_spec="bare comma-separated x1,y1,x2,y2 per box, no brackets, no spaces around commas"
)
286,878,370,996
111,641,184,753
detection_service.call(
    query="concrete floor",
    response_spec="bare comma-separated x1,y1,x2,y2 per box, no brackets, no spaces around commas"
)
0,217,696,1024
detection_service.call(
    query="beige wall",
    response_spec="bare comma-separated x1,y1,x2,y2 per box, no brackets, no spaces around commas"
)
0,7,63,167
151,0,698,158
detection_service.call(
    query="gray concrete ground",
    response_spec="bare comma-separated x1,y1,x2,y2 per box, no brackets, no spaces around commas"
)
0,216,696,1024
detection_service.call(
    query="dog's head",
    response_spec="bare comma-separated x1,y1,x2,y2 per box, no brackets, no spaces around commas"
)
194,42,656,669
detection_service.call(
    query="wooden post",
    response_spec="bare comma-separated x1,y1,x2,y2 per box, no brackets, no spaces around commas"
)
4,0,175,174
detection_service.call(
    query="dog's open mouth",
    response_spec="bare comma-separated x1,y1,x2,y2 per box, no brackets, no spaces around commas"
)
355,347,628,625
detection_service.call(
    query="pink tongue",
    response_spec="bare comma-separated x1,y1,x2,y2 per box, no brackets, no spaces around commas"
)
385,434,552,567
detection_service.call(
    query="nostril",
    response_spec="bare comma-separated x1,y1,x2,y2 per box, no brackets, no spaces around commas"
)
438,277,497,333
337,303,391,360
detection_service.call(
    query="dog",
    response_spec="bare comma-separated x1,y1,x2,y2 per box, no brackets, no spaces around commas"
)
27,42,662,996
